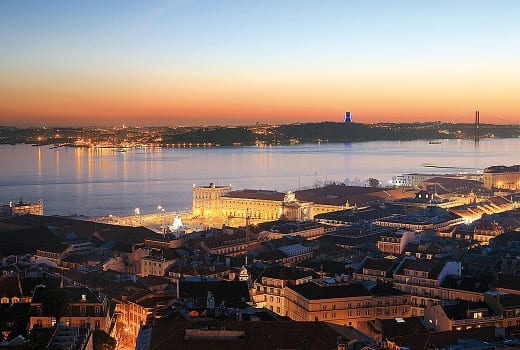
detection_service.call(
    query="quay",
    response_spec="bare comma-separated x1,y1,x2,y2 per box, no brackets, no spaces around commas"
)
91,211,240,231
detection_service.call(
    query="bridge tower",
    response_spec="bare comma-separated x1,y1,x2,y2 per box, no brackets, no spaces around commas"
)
474,110,480,143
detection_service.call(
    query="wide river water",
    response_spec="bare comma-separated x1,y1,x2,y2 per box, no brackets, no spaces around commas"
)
0,139,518,217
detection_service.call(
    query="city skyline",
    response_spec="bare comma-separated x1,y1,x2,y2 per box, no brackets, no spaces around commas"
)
1,0,520,126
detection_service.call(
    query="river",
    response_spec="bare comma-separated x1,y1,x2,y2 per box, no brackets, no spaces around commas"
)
0,139,517,217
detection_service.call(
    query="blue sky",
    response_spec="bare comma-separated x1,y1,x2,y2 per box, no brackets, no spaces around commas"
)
1,0,519,125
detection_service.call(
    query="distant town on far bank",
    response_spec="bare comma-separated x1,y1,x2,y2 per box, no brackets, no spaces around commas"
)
1,119,519,147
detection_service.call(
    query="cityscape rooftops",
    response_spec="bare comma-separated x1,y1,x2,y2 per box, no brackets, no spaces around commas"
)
258,265,315,282
32,286,103,304
356,257,400,274
394,258,445,279
148,320,368,350
442,300,497,320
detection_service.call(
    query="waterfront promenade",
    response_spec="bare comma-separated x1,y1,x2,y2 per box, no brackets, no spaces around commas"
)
92,210,238,231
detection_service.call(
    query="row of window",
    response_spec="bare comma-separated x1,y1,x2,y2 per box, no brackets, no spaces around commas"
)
36,306,101,316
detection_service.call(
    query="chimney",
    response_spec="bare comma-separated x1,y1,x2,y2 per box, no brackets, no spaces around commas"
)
337,336,347,350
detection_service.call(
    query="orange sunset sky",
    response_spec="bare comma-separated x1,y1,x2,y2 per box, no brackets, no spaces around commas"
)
1,1,519,126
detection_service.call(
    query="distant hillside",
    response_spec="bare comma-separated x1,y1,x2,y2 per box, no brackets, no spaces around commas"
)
162,126,257,146
1,122,518,146
162,122,519,145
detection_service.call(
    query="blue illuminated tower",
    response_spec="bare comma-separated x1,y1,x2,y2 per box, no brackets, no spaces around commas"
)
344,111,352,123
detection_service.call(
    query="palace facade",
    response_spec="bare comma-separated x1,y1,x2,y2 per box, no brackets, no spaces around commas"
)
192,183,345,222
192,182,417,223
483,165,520,190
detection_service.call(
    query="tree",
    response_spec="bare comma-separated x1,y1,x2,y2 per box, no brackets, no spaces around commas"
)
41,288,72,324
93,330,117,350
367,178,380,187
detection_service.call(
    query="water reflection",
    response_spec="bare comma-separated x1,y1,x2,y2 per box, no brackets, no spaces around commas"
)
0,139,518,216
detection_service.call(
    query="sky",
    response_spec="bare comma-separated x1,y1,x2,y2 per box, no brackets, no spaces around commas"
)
1,0,519,127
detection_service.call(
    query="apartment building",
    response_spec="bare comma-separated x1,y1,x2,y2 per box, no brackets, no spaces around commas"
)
285,280,411,328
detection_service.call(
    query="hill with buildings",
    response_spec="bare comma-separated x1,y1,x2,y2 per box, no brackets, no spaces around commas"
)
1,122,519,146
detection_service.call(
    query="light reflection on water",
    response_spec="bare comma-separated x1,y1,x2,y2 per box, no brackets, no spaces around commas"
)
0,139,517,216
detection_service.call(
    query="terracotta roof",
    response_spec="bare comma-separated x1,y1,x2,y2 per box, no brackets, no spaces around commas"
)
315,204,406,224
488,196,512,206
422,177,483,192
224,190,285,201
295,184,381,206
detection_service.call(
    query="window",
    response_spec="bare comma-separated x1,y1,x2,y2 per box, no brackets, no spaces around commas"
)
80,306,86,316
95,320,100,329
95,306,100,315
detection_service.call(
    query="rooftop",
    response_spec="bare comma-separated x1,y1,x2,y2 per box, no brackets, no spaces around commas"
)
149,320,366,350
287,281,371,300
224,189,285,201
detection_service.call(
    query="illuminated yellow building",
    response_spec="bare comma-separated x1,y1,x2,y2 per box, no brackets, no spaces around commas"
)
192,183,359,223
192,183,232,218
285,280,411,328
0,199,43,217
483,165,520,190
